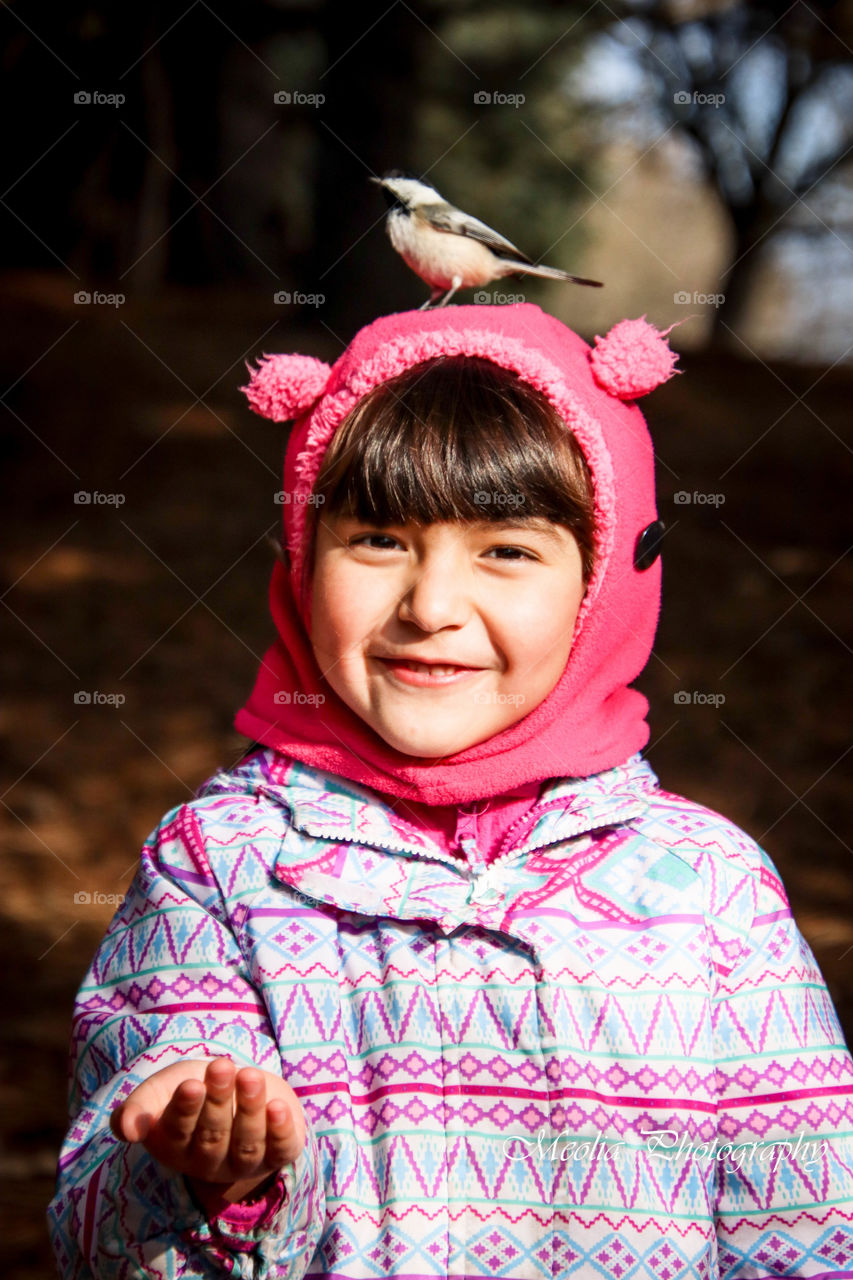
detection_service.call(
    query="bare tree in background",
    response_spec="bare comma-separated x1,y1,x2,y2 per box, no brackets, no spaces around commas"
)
606,0,853,338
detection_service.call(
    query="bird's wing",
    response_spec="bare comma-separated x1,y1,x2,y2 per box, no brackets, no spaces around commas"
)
417,202,533,264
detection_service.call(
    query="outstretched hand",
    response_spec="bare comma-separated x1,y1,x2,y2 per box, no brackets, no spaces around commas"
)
110,1056,305,1203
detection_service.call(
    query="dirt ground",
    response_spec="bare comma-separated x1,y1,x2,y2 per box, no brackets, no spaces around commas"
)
2,274,851,1278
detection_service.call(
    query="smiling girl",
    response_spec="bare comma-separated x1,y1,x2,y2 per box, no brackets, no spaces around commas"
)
308,355,590,758
49,305,853,1279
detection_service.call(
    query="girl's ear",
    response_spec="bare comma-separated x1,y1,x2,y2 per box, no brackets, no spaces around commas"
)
241,354,332,422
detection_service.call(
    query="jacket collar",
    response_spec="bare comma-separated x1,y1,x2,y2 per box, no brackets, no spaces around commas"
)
268,747,653,860
219,748,658,860
202,749,659,936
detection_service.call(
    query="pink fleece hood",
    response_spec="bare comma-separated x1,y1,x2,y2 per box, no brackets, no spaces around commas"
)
235,303,677,805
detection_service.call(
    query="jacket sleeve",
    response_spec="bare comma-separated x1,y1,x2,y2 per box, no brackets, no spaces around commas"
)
712,843,853,1276
47,799,327,1280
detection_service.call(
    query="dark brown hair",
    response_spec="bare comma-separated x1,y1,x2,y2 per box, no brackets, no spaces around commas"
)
309,354,596,582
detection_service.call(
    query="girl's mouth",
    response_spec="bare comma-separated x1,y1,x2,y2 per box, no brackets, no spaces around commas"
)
375,657,483,687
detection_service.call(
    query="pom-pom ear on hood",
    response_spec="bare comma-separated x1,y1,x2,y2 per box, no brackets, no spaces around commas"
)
241,354,332,422
589,317,679,400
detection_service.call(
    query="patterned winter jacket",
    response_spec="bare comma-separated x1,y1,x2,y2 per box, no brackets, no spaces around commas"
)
48,747,853,1280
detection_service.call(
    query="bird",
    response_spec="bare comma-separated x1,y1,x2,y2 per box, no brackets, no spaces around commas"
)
371,170,603,308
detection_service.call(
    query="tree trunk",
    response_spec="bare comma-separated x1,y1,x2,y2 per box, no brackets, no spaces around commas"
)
311,0,427,332
712,196,784,347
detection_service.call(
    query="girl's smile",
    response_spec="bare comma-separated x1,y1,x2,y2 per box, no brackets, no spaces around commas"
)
310,516,586,757
371,656,486,687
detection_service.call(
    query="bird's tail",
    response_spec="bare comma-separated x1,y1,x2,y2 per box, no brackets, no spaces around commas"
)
498,261,603,288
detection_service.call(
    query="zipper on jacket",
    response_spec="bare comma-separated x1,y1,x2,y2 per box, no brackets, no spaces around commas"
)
274,804,452,864
211,774,652,878
301,790,646,866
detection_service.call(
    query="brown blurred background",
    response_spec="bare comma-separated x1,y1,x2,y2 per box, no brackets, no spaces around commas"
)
1,1,852,1275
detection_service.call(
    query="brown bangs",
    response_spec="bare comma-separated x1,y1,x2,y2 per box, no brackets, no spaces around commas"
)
309,355,597,582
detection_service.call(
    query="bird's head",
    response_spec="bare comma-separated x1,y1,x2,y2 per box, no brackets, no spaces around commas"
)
370,171,441,211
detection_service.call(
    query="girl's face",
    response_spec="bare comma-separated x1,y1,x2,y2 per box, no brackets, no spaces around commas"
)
310,516,586,758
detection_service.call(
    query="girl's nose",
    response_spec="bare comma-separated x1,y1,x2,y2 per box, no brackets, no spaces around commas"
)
397,555,472,632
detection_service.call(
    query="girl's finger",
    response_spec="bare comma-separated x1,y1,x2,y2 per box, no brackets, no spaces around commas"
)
228,1070,268,1177
152,1078,206,1154
188,1058,236,1178
264,1098,301,1170
110,1100,151,1143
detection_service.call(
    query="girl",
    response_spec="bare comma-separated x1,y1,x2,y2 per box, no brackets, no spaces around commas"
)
49,304,853,1279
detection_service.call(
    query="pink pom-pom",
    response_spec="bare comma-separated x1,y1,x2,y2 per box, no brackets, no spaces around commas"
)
589,317,679,400
241,354,332,422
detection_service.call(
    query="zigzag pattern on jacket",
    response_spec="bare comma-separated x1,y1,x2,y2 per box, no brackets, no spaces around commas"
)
48,749,853,1279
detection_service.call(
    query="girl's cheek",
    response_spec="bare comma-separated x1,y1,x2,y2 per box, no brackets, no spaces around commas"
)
309,575,346,655
317,569,390,647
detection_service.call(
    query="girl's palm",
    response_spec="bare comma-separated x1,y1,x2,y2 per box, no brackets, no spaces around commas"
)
109,1057,305,1199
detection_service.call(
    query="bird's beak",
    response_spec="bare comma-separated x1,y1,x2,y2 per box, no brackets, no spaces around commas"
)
369,176,385,186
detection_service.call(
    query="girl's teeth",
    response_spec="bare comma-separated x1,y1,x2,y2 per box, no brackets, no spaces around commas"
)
404,661,459,675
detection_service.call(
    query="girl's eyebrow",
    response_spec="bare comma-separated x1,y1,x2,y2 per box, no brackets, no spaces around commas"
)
477,519,567,545
335,514,569,547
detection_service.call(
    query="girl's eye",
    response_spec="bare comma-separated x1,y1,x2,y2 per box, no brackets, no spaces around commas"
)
484,545,537,561
350,533,402,551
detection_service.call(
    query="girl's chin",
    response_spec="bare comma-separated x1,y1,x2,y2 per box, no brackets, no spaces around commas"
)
329,683,531,757
379,735,491,758
368,714,508,758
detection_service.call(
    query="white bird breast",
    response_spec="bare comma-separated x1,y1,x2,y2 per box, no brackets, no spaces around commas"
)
386,210,500,289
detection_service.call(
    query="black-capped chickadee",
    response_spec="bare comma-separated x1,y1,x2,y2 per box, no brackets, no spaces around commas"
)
371,171,603,307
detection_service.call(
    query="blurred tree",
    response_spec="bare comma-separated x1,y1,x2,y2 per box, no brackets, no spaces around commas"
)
309,0,424,323
0,2,319,288
601,0,853,338
0,0,599,327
